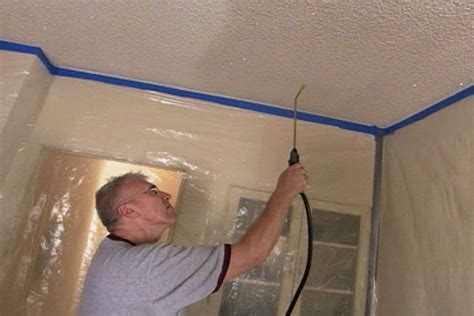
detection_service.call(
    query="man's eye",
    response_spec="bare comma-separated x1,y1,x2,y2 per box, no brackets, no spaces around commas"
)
149,188,160,196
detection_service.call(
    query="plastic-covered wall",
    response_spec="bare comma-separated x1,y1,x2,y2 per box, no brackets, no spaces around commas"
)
0,51,375,315
377,95,473,315
0,50,52,258
0,51,34,132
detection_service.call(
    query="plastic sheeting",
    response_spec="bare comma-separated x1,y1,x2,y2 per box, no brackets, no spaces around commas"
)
377,95,474,315
0,51,375,315
0,50,53,266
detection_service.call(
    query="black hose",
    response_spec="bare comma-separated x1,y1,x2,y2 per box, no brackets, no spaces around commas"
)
285,192,313,315
286,148,314,314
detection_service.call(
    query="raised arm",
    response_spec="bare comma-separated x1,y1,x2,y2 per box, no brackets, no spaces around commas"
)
224,163,308,281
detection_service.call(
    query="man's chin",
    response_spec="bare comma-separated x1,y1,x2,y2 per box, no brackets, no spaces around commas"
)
167,207,176,219
165,212,177,224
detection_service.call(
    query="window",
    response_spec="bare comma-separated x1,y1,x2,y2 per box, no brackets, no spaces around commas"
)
217,187,371,315
300,209,360,315
219,195,290,315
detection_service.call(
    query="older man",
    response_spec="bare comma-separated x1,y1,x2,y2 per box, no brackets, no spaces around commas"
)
79,163,308,315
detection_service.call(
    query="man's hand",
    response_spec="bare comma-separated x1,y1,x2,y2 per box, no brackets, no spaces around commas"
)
274,162,309,200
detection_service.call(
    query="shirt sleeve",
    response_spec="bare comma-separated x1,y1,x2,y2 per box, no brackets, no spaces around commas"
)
213,244,231,292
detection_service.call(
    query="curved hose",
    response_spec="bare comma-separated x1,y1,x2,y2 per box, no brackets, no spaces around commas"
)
285,192,313,315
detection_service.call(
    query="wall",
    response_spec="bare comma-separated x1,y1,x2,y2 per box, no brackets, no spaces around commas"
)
0,51,33,132
31,75,375,247
0,51,52,263
377,95,473,315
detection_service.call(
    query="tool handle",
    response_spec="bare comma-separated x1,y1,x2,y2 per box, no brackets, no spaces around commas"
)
288,148,299,165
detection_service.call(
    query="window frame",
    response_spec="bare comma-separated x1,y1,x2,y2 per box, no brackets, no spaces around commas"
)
218,186,372,316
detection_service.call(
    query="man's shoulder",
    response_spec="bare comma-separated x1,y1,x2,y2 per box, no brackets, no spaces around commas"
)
93,238,225,267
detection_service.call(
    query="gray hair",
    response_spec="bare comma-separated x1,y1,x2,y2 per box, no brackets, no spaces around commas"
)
95,172,147,230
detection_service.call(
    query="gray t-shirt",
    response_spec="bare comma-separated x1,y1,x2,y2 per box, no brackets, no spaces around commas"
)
79,236,231,316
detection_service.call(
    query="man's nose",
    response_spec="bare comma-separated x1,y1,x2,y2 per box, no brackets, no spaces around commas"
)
161,191,171,200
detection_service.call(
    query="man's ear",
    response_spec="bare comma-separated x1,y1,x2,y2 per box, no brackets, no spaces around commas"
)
117,204,140,218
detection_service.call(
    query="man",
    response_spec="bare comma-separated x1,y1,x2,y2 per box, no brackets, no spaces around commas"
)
79,163,308,315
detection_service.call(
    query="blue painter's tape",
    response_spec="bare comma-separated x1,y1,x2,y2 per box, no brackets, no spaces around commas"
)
55,67,380,135
383,86,474,135
4,39,470,138
0,39,56,74
0,38,380,135
1,38,379,135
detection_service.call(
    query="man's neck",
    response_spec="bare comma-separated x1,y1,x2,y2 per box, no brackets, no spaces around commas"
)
110,226,162,245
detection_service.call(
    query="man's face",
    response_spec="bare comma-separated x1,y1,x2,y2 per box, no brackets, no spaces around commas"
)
119,180,176,227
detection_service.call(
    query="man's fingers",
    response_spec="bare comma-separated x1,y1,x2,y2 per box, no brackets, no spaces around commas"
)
286,163,309,184
289,162,304,169
295,169,308,177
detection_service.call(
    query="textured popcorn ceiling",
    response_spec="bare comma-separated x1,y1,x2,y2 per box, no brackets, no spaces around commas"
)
0,1,472,127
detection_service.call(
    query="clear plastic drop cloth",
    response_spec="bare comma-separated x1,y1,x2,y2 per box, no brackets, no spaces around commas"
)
0,57,375,316
376,95,474,316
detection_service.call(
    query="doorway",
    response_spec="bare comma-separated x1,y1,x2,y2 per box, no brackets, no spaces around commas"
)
0,148,184,315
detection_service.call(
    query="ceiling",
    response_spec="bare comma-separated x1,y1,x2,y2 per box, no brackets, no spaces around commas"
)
0,1,472,128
